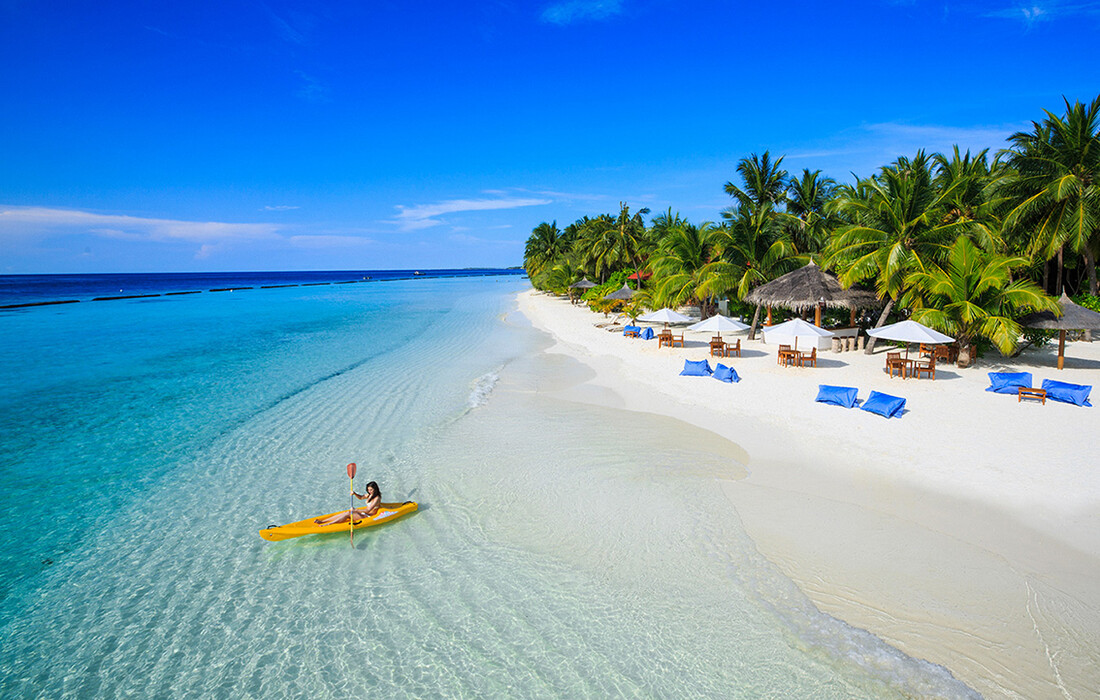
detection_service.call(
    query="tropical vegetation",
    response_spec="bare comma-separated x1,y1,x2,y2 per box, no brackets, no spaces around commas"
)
523,96,1100,363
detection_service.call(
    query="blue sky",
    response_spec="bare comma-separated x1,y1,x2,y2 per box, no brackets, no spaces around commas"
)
1,0,1098,273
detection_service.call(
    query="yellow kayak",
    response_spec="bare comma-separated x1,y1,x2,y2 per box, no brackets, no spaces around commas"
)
259,501,418,541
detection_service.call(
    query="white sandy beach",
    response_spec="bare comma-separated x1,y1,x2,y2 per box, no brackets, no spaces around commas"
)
519,290,1100,700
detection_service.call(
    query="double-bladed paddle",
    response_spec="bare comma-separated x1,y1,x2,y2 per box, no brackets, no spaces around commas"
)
347,462,357,547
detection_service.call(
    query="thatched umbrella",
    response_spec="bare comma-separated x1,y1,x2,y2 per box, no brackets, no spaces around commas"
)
1018,293,1100,370
745,261,881,327
603,284,635,301
567,278,596,303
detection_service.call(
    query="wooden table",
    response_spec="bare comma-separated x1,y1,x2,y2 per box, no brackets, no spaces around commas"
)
1018,387,1047,404
778,348,798,367
887,358,914,378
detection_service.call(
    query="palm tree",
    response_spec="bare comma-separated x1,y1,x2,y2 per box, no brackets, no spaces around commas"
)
648,220,723,315
782,169,838,255
702,205,800,337
648,207,687,241
611,201,652,278
544,261,581,295
523,221,564,280
708,153,801,337
571,214,617,282
572,204,651,284
908,236,1058,361
724,152,788,213
1002,95,1100,295
932,146,1008,253
825,151,971,352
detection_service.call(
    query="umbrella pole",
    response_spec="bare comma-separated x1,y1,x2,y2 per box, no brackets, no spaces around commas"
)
1058,330,1066,370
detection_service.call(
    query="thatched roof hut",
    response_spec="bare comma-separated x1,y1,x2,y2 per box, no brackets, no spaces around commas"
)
1018,293,1100,331
745,261,881,325
1018,293,1100,369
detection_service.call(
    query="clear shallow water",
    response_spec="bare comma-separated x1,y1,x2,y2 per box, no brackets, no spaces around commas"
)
0,276,977,697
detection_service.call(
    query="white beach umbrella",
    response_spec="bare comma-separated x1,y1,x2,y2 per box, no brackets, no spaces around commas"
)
866,320,954,344
638,308,692,327
762,317,835,350
687,314,750,339
867,320,953,359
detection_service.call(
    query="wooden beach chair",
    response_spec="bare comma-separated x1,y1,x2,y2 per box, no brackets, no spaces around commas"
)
886,351,906,378
797,347,817,367
913,355,935,379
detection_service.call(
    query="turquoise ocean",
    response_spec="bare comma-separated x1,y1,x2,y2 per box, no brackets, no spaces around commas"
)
0,273,977,698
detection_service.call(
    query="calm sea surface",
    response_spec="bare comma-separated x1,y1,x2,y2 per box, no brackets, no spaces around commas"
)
0,273,976,697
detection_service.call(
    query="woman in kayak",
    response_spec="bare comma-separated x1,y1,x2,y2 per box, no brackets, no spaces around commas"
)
314,481,382,525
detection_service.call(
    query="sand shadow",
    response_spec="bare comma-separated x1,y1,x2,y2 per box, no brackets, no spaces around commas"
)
805,357,849,369
727,348,769,360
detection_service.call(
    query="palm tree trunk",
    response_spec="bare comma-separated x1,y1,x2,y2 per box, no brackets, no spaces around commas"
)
1056,246,1064,294
1085,247,1097,342
748,305,762,340
863,298,895,354
1086,245,1098,296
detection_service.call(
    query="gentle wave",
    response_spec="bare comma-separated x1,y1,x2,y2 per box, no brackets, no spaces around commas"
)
467,368,502,409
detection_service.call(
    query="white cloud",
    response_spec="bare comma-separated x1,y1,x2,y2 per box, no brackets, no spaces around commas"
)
0,206,280,243
263,204,300,211
540,0,623,25
391,196,551,231
982,1,1100,25
294,70,328,102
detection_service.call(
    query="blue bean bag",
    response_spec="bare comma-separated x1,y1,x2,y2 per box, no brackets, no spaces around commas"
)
860,391,906,418
713,363,740,383
815,385,858,408
623,325,640,336
1041,379,1092,407
640,326,655,340
986,372,1032,394
680,359,712,377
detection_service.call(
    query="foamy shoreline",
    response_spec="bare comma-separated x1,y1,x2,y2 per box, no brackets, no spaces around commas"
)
518,290,1100,699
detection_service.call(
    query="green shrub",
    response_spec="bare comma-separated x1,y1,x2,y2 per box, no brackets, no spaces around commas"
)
1022,328,1057,348
1072,293,1100,313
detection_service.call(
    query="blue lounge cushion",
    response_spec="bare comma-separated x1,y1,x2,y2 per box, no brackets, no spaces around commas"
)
986,372,1032,394
712,363,740,383
680,359,712,377
815,385,858,408
640,326,655,340
623,325,640,336
1040,379,1092,407
860,390,906,418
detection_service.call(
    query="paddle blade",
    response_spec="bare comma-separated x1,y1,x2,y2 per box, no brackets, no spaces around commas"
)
347,462,357,479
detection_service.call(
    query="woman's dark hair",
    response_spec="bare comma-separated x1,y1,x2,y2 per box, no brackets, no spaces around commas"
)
364,481,381,500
